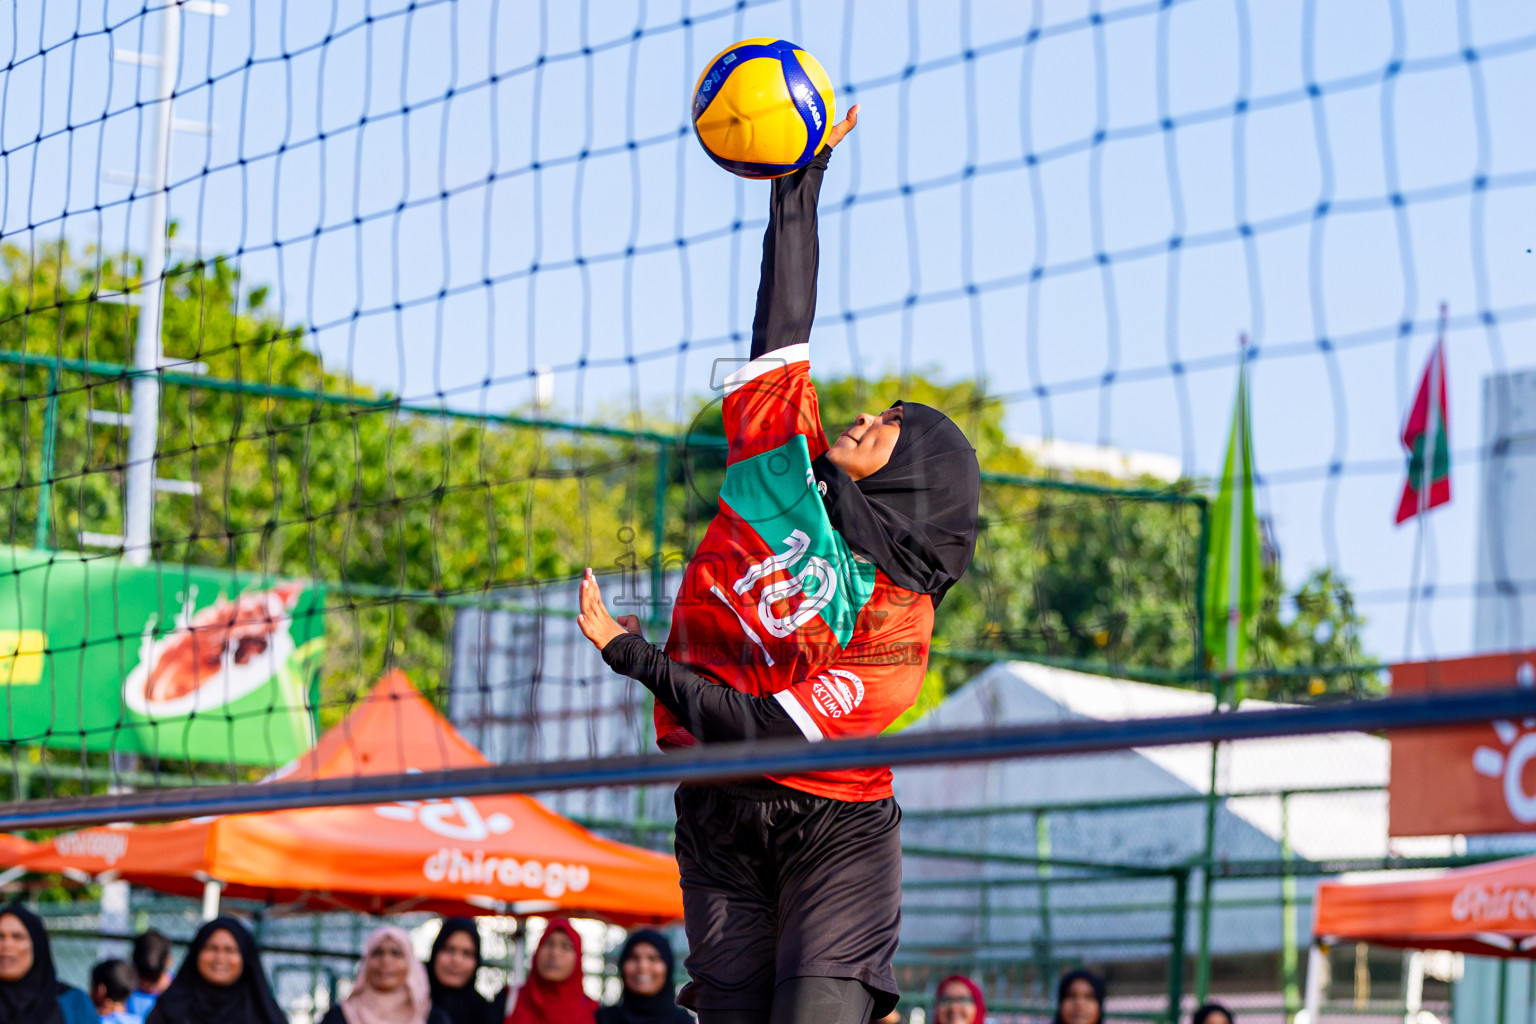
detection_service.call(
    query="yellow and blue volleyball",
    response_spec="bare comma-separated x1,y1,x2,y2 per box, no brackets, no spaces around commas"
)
692,38,836,179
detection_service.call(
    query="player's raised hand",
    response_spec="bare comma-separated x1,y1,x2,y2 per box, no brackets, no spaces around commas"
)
577,568,644,650
825,103,860,149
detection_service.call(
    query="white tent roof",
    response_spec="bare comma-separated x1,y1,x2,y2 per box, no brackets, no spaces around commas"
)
893,661,1392,958
897,660,1388,862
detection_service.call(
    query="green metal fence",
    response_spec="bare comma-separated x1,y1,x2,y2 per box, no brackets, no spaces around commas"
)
0,353,1418,1022
0,350,1220,775
573,780,1471,1024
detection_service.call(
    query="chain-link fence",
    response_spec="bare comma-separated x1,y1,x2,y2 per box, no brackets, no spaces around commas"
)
565,777,1471,1024
11,774,1484,1023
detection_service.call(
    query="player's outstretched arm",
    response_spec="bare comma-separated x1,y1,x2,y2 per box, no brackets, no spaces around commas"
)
576,569,803,743
748,105,859,361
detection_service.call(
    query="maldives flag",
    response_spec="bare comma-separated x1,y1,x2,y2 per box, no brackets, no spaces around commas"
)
1394,340,1449,524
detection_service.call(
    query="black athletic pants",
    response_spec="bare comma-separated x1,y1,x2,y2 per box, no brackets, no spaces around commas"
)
673,781,902,1022
698,977,875,1024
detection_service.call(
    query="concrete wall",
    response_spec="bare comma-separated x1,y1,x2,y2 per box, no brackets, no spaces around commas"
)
1460,369,1536,1022
1474,369,1536,651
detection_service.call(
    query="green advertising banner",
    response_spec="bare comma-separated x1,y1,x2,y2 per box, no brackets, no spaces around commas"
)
0,546,324,765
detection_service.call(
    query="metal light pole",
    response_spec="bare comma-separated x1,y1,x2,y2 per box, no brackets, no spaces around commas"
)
102,0,222,958
122,1,182,566
101,4,183,954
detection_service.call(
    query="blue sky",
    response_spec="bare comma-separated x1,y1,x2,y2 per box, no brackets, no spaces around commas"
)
2,0,1533,666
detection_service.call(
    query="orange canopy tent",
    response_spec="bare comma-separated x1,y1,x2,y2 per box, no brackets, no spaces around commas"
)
0,834,35,883
1313,853,1536,958
24,672,681,925
1304,854,1536,1020
0,835,34,862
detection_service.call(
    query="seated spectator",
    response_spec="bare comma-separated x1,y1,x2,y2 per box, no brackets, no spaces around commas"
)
127,930,173,1020
504,920,596,1024
427,918,494,1024
144,917,284,1024
321,925,447,1024
595,930,689,1024
1052,970,1106,1024
933,975,984,1024
92,959,142,1024
0,904,96,1024
1192,1004,1234,1024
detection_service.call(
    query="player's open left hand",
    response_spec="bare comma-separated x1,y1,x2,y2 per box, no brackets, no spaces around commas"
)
824,103,859,150
577,567,643,651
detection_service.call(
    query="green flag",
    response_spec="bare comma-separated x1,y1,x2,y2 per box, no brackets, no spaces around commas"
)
1203,357,1265,695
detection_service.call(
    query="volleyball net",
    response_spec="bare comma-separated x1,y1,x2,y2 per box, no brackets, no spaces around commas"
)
0,0,1531,822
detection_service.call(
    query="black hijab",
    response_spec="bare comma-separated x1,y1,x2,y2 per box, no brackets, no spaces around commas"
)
814,400,981,606
0,905,66,1024
427,918,494,1024
1052,969,1106,1024
1192,1003,1235,1024
596,930,691,1024
146,917,284,1024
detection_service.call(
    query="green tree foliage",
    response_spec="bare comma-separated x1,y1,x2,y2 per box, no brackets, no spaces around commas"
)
807,375,1375,701
1249,565,1376,700
0,243,1373,753
692,373,1376,702
0,242,648,724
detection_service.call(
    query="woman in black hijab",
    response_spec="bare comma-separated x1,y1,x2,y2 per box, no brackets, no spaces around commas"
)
1052,969,1106,1024
426,918,494,1024
1191,1004,1234,1024
578,107,981,1024
145,917,285,1024
0,905,95,1024
596,930,690,1024
813,398,981,606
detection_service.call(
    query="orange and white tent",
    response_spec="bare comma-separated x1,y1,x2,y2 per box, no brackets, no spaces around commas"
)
1303,854,1536,1020
1313,853,1536,958
24,672,681,925
0,834,35,878
0,835,33,861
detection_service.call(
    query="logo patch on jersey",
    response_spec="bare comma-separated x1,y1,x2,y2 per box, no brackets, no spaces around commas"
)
809,668,865,718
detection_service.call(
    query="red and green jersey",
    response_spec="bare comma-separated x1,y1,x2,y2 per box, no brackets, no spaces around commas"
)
658,342,932,802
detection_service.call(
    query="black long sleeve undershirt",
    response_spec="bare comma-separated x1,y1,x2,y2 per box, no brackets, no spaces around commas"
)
601,632,804,744
749,150,830,360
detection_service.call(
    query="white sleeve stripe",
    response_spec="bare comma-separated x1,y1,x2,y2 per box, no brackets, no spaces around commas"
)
722,343,810,394
773,689,824,742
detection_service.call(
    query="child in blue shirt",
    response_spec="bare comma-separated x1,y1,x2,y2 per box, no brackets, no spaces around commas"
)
124,929,173,1020
91,959,143,1024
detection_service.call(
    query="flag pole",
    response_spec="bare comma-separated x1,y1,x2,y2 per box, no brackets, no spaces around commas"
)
1401,304,1446,659
1402,480,1424,660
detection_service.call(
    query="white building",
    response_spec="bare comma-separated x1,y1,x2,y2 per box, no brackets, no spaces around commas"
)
1460,367,1536,1021
1473,369,1536,651
1012,435,1184,483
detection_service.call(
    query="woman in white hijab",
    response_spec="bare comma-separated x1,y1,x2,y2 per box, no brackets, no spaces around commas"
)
321,926,449,1024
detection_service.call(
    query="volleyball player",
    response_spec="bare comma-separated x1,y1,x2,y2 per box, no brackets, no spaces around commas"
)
578,105,981,1024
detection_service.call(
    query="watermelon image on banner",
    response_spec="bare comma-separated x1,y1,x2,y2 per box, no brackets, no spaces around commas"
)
0,546,323,764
